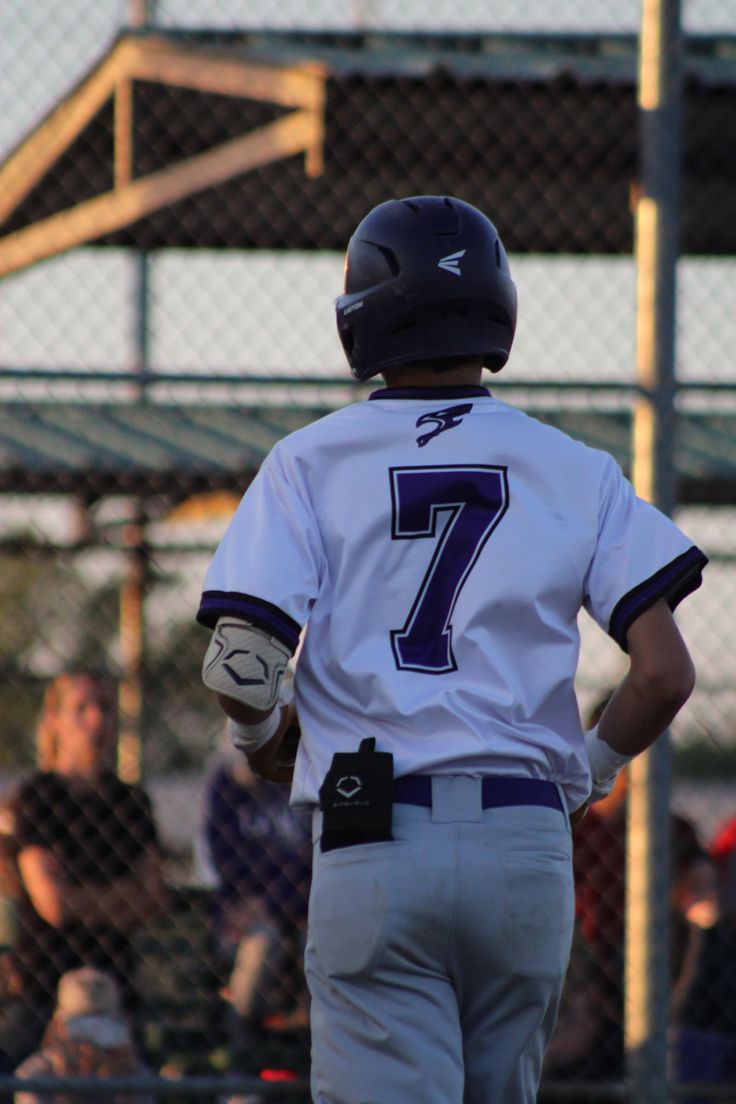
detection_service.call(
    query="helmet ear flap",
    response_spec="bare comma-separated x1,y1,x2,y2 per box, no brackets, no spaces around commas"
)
340,325,355,358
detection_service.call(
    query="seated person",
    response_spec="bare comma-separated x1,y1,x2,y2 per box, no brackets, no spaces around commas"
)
668,817,736,1096
556,694,716,1081
197,738,312,1043
14,966,155,1104
573,765,715,1079
1,669,166,1070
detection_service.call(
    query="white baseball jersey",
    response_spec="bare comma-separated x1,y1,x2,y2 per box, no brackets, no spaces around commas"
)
198,385,706,811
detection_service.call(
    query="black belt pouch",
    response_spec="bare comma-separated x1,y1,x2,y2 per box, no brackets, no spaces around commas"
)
319,738,394,853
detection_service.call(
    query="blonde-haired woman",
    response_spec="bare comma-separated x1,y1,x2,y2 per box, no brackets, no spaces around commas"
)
1,668,166,1070
34,667,117,773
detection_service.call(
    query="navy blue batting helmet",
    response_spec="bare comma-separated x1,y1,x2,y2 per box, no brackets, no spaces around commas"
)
335,196,517,382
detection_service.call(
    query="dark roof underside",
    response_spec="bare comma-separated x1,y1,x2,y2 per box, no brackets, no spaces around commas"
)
0,400,733,504
1,30,735,256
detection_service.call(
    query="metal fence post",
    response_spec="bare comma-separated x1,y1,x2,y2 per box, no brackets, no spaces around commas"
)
627,1,684,1101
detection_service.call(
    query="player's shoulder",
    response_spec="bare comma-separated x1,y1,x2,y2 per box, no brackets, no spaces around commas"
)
269,400,373,457
492,396,615,467
289,400,368,436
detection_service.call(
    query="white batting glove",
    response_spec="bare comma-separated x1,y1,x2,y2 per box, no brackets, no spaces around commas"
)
585,724,633,804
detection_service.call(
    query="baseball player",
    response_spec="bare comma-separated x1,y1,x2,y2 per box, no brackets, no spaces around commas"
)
197,196,707,1103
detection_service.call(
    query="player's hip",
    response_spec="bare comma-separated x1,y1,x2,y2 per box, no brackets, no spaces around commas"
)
308,784,573,980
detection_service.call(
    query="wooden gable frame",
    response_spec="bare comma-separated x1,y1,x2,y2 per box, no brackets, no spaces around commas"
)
0,33,325,279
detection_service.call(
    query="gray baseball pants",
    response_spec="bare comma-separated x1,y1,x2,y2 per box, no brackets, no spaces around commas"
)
306,775,575,1104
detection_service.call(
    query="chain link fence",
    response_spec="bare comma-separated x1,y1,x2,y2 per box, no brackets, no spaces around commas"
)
0,1,735,1100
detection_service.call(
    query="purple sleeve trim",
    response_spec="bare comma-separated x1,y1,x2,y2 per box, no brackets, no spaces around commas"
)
609,546,708,652
196,590,301,655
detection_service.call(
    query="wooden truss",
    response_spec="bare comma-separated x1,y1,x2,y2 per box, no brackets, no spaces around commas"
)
0,33,326,278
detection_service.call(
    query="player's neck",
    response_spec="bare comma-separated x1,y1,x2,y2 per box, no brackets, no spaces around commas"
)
381,363,485,389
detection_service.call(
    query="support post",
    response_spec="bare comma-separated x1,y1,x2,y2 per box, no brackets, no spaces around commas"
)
626,2,683,1101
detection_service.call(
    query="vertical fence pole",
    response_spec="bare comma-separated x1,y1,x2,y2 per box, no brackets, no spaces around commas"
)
128,0,152,28
117,255,151,783
118,507,147,784
627,1,683,1101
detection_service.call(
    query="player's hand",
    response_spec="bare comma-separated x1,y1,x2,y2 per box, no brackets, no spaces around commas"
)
247,700,301,784
570,802,589,825
587,776,618,805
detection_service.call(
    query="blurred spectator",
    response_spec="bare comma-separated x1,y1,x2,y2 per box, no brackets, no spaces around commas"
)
196,741,311,1049
665,816,736,1098
673,918,736,1093
0,795,21,953
709,814,736,917
542,920,601,1080
671,848,720,1018
14,966,155,1104
545,694,717,1082
0,669,166,1071
571,767,715,1075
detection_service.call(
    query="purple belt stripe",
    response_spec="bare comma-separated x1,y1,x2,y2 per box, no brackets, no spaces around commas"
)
393,775,563,812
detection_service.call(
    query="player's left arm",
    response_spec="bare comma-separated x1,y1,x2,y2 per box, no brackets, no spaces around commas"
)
595,597,695,756
584,597,695,807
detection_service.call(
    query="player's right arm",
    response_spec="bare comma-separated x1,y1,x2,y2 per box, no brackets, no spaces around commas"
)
597,597,695,756
215,685,299,785
580,451,706,809
584,597,695,805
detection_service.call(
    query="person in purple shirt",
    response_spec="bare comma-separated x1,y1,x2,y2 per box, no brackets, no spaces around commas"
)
197,745,312,1043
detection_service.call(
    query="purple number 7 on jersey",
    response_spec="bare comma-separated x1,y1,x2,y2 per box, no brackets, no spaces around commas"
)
389,465,509,673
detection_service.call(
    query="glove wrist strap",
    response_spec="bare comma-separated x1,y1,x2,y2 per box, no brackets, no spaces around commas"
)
228,709,281,755
585,723,633,784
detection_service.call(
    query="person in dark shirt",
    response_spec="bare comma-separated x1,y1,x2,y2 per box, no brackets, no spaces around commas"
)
667,818,736,1095
0,669,166,1070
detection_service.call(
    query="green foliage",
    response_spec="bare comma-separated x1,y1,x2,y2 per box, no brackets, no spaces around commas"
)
0,667,40,770
143,618,222,774
0,547,218,774
0,548,70,768
0,548,62,663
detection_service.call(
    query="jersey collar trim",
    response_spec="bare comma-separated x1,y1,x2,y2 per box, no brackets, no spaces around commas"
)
368,385,491,401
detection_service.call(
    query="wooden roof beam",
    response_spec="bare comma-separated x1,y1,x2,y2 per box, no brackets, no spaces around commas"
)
0,109,322,279
0,37,136,226
125,34,326,110
0,33,326,276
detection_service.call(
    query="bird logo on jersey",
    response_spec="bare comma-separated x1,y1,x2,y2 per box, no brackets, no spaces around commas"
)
415,403,473,447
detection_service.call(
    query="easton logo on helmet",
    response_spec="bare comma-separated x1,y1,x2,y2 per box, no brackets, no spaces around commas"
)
437,249,466,276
